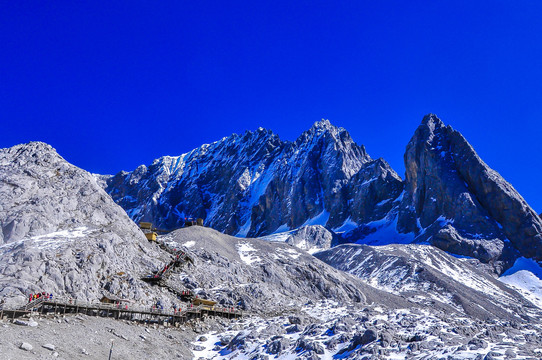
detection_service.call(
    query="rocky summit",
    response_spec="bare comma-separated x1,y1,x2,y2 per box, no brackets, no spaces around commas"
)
105,120,402,238
2,114,542,359
397,114,542,271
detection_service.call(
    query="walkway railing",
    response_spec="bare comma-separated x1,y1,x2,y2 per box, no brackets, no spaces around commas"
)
2,296,243,324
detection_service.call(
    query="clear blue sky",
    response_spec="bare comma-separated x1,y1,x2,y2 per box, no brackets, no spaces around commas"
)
1,1,542,212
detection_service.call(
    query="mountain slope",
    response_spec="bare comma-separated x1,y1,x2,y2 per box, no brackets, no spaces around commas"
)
315,243,539,321
0,141,408,315
0,142,162,305
159,226,410,315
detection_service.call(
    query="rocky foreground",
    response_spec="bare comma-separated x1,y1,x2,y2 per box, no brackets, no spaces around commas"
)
2,297,542,359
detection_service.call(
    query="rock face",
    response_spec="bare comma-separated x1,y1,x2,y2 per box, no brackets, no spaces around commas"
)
257,225,339,254
284,225,338,253
0,142,161,305
105,120,403,237
397,114,542,268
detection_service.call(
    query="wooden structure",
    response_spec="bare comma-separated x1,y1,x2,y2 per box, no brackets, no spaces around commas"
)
192,298,216,306
0,296,242,326
99,295,131,305
139,222,158,242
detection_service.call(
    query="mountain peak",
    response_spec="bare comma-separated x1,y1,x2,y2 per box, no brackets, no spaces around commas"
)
400,114,542,270
11,141,56,154
310,119,341,133
421,113,445,132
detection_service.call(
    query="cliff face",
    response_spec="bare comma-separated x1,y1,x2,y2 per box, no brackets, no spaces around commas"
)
105,120,402,237
397,114,542,269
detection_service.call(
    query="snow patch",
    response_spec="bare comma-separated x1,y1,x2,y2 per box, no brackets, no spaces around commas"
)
0,227,94,252
183,241,195,248
236,242,262,265
500,257,542,308
301,209,330,227
333,217,358,233
356,217,414,246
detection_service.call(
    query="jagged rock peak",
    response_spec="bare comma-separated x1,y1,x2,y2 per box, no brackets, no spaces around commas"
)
312,118,335,130
421,113,445,128
305,119,346,138
105,118,392,236
398,114,542,269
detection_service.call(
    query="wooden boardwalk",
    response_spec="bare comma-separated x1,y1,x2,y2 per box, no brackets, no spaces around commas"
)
0,243,243,327
0,297,242,327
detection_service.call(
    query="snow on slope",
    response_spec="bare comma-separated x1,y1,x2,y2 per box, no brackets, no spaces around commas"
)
105,120,404,239
500,257,542,308
315,243,540,321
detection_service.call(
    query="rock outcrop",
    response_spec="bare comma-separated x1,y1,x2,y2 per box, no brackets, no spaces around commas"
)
397,114,542,268
0,142,161,305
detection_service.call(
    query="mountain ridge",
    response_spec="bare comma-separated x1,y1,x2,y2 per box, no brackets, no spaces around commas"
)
105,119,400,238
103,114,542,273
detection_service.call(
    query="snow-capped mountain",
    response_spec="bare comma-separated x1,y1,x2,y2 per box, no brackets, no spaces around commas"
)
3,136,542,358
105,115,542,273
105,120,402,237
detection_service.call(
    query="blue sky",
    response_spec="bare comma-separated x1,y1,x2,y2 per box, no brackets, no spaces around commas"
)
1,1,542,211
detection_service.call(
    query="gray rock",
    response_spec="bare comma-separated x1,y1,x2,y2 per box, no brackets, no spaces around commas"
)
42,343,55,351
468,338,488,350
361,328,378,345
295,337,323,354
266,337,290,355
219,336,232,346
380,331,394,347
484,352,501,360
287,324,302,333
288,315,303,325
19,342,33,351
227,332,247,351
505,349,516,358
